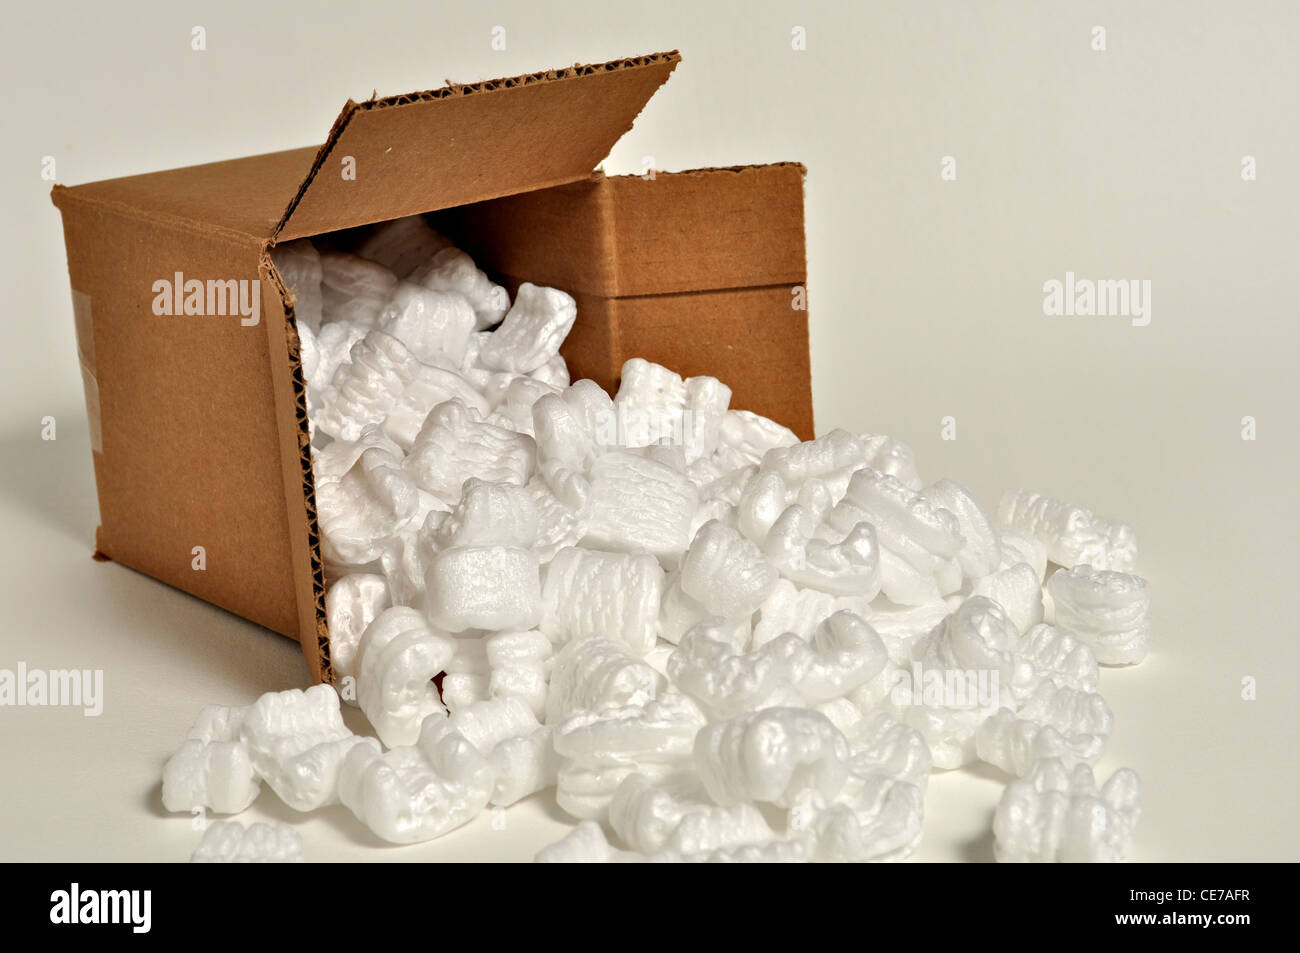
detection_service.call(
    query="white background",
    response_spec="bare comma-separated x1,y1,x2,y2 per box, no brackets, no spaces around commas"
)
1,0,1297,861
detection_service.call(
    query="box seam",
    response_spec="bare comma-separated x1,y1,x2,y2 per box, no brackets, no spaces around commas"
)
597,180,623,366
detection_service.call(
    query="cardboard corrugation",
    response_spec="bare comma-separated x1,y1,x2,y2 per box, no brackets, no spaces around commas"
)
49,51,813,681
262,257,333,683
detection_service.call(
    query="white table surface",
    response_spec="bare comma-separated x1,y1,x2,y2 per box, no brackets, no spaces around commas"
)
1,383,1295,862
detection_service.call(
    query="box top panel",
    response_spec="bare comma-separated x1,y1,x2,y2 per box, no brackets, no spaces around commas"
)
51,148,319,241
51,52,680,243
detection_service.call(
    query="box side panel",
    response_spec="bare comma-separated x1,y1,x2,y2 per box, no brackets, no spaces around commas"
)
54,197,300,639
609,286,814,440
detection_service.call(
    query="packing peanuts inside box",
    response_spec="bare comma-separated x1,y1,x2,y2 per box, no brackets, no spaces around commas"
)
49,51,812,683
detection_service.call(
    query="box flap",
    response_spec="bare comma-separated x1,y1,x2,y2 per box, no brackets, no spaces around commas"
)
275,51,680,241
50,148,319,241
50,52,679,243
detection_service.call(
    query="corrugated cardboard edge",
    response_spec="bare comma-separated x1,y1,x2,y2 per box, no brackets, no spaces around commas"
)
262,256,332,683
634,160,808,178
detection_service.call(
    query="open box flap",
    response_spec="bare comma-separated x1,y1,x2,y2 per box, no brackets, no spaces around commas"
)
50,52,680,243
274,51,680,242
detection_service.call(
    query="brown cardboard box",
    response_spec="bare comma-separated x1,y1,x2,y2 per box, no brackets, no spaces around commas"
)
49,51,812,683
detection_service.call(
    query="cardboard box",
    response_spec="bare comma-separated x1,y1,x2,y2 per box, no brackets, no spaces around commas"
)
49,51,812,682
